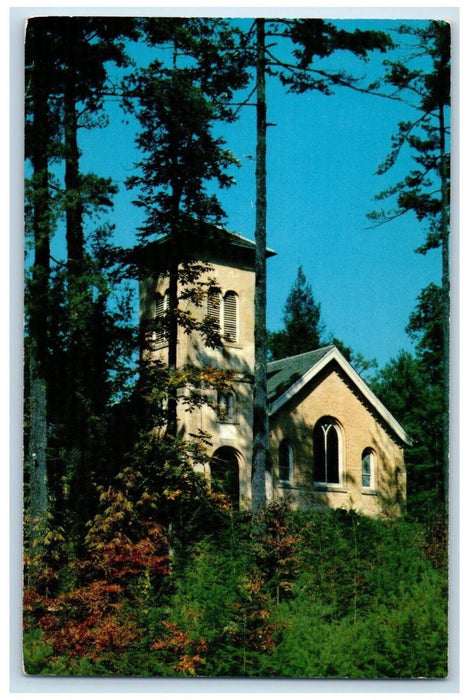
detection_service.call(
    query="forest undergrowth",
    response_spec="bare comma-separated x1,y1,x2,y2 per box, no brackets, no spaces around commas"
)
23,498,448,679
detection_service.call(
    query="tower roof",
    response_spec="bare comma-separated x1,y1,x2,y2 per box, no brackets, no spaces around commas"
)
126,226,276,276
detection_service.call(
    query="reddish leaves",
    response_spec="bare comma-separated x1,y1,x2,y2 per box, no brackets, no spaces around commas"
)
151,621,207,675
24,480,171,664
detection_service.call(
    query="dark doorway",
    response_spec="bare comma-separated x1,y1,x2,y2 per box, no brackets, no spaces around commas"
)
210,447,240,508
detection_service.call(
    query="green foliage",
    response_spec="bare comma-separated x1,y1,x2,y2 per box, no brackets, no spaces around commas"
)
368,21,450,240
23,512,71,598
371,288,446,522
279,19,393,93
406,282,444,383
125,18,248,243
265,580,447,678
268,266,325,360
23,629,55,675
25,505,447,678
367,23,450,516
261,509,447,679
41,228,137,537
24,17,142,538
371,351,444,520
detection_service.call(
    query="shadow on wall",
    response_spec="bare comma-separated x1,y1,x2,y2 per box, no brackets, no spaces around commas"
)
176,334,255,508
269,401,406,518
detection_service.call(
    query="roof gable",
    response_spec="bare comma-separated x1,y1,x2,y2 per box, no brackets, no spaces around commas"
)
267,345,411,446
267,346,334,404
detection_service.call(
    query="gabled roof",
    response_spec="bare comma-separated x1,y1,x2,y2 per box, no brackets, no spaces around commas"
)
267,345,412,446
267,346,335,404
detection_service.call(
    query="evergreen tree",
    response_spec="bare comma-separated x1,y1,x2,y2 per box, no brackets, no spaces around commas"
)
24,20,61,528
125,18,249,437
371,351,444,521
406,283,444,385
248,19,393,512
368,21,450,510
268,266,325,360
25,17,140,535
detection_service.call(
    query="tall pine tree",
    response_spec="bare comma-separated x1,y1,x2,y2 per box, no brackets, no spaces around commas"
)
268,266,325,360
125,18,249,437
25,17,140,535
24,19,62,529
247,19,393,512
368,21,451,511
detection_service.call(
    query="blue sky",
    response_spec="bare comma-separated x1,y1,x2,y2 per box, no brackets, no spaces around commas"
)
17,12,448,373
76,15,445,370
212,22,443,368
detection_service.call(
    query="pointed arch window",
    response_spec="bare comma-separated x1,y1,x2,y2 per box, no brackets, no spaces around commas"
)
279,440,293,484
223,291,238,344
361,448,375,490
313,417,342,485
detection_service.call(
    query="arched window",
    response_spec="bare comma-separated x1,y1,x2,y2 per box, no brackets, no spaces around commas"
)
154,291,168,345
279,440,293,483
313,417,342,485
223,291,238,343
361,448,375,489
217,390,235,422
207,289,239,344
207,288,221,327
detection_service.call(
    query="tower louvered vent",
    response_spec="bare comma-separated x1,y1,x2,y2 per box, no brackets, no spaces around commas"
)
207,289,221,328
154,292,168,344
223,291,238,343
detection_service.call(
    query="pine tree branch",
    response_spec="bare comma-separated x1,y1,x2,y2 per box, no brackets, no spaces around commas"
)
376,113,432,174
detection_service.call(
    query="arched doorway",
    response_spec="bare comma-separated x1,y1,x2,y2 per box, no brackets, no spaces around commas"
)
210,447,240,508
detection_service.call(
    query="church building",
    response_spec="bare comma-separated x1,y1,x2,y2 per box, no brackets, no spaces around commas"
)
138,230,410,517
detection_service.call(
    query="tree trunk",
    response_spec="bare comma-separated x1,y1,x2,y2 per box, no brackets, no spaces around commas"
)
252,18,268,513
439,102,450,514
62,44,92,530
28,359,48,524
27,26,52,527
64,67,85,275
166,152,183,437
166,241,179,438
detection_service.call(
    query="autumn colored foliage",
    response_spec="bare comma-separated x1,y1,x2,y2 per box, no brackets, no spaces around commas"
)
24,497,448,678
24,473,170,667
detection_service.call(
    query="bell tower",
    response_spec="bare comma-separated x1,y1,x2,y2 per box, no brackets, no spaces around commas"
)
138,229,275,507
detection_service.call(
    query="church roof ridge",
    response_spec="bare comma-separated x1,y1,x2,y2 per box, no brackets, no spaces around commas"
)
223,230,277,257
267,344,411,446
267,345,335,369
